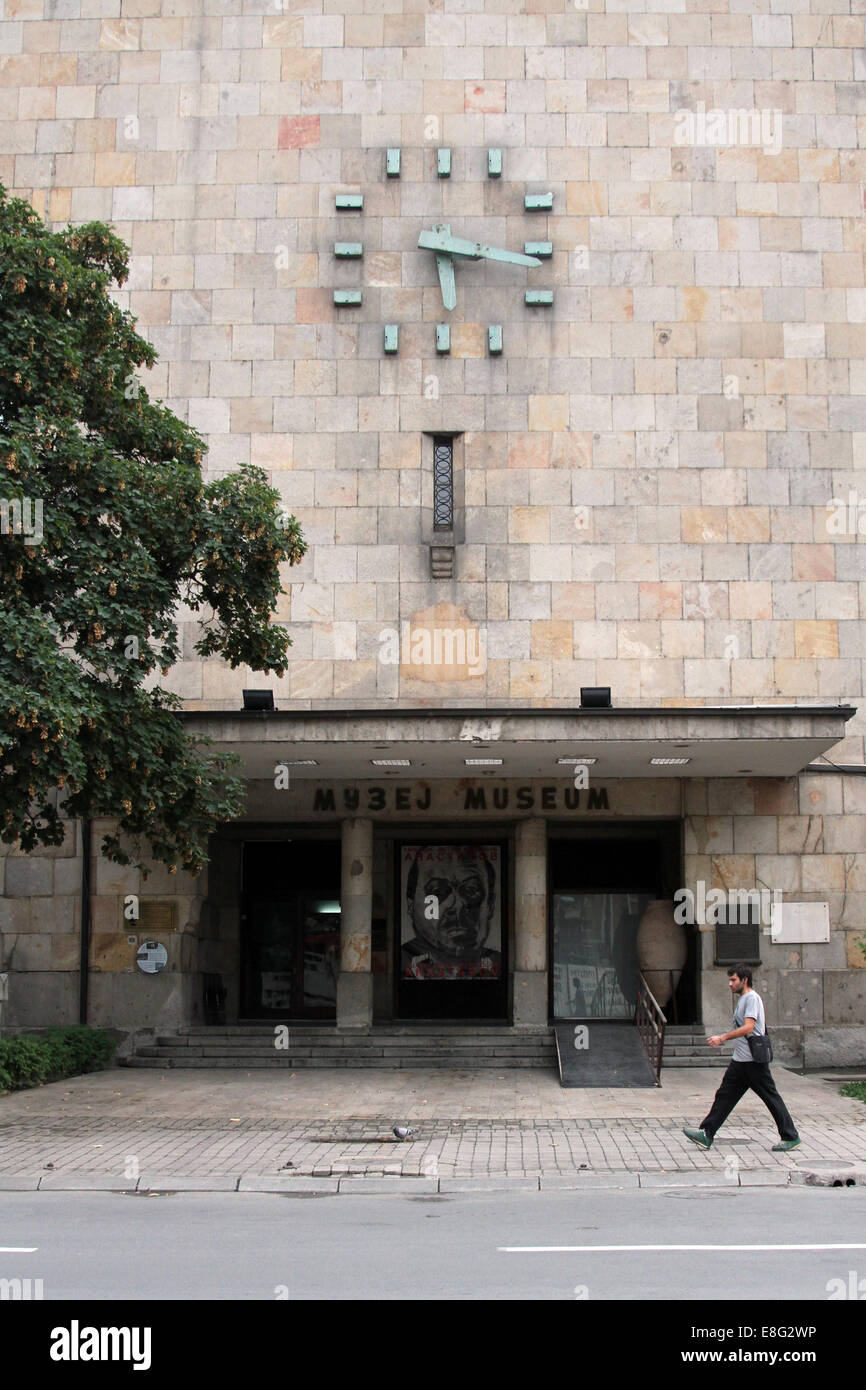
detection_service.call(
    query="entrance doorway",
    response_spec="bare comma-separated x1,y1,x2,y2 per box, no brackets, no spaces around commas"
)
549,824,685,1022
240,840,341,1020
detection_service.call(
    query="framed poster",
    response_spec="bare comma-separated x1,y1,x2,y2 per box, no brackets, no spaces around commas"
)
400,844,502,980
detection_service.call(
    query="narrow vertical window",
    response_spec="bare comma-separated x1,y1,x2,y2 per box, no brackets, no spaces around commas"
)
432,436,454,530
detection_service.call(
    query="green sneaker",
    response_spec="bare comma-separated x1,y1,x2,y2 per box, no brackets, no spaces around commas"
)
771,1138,801,1152
683,1127,713,1150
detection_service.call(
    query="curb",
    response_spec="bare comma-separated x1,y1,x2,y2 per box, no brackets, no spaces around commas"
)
0,1167,836,1192
788,1166,866,1188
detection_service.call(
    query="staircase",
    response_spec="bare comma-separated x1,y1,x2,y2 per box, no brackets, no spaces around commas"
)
662,1025,728,1067
121,1023,721,1073
121,1025,557,1070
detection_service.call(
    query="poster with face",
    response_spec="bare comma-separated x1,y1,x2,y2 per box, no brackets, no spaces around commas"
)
401,844,501,980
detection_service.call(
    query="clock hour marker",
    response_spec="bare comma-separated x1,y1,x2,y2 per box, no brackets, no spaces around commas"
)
436,324,451,354
488,325,503,355
334,242,363,258
386,148,401,177
384,324,399,354
524,242,553,258
525,193,553,211
335,194,363,210
333,290,362,306
437,148,451,178
525,290,553,306
488,149,502,178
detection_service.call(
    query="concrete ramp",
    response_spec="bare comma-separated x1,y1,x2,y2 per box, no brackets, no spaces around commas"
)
554,1022,658,1088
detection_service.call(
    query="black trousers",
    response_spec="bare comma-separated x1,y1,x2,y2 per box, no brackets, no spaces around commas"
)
701,1060,799,1142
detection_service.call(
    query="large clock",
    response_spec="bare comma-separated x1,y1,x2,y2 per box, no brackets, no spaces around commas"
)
330,148,555,356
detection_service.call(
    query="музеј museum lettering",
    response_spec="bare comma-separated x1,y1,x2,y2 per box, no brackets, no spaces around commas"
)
309,785,611,813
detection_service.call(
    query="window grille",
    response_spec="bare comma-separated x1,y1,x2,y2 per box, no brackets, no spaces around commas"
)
432,437,454,530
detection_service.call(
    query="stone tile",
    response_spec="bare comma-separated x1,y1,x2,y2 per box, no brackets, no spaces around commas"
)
38,1175,138,1191
238,1176,340,1193
138,1175,239,1191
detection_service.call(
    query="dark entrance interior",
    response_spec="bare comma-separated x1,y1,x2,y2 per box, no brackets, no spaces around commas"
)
549,823,692,1024
240,840,341,1021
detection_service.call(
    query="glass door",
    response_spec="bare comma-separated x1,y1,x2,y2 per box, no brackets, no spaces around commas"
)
242,890,340,1019
299,897,340,1015
551,891,651,1019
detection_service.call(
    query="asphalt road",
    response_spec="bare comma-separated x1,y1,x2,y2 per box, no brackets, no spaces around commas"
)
2,1187,865,1302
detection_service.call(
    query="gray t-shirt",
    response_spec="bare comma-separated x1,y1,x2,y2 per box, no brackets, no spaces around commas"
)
731,988,765,1062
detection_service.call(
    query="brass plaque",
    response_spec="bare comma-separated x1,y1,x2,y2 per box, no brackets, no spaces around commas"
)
138,902,178,934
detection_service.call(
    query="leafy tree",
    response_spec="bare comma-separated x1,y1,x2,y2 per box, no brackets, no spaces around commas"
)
0,186,306,874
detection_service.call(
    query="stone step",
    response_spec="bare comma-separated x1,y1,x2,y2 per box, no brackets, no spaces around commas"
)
156,1033,555,1049
661,1056,728,1067
121,1055,556,1070
136,1045,556,1056
174,1026,553,1039
148,1045,556,1050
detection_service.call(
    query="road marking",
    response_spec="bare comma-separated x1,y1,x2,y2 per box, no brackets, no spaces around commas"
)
497,1251,866,1262
0,1247,38,1253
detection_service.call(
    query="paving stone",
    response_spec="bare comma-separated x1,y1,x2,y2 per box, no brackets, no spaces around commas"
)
540,1172,640,1189
739,1170,791,1187
638,1171,738,1189
238,1175,340,1193
137,1175,239,1191
337,1176,439,1193
439,1177,540,1192
38,1175,138,1191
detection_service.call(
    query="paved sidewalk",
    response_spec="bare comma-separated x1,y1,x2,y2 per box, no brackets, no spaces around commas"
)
0,1065,863,1192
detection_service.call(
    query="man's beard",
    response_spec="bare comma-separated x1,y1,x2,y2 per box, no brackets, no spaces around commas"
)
423,906,490,958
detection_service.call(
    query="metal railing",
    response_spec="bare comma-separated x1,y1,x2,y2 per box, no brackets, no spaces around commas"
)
634,971,666,1086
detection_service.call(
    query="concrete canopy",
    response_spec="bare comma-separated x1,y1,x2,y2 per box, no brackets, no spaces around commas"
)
180,705,855,781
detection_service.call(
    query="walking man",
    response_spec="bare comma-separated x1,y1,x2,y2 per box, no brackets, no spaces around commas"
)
683,964,801,1151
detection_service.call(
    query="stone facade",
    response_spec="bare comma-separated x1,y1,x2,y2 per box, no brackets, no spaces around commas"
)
2,0,866,1058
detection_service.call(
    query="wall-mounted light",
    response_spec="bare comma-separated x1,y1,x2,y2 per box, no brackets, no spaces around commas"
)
242,690,274,711
580,687,611,708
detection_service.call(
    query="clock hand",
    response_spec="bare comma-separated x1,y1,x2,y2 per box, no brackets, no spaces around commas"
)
435,253,457,311
418,226,542,267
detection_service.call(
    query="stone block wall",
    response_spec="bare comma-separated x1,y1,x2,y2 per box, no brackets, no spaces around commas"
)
686,772,866,1060
2,1,866,1052
0,815,205,1031
0,0,864,754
